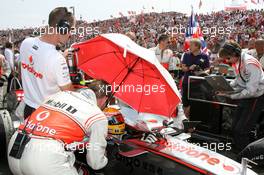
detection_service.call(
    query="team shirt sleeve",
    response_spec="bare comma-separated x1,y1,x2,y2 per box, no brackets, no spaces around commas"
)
53,55,72,87
230,64,262,99
86,117,108,170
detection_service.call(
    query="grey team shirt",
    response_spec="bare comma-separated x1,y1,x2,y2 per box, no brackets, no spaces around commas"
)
229,52,264,99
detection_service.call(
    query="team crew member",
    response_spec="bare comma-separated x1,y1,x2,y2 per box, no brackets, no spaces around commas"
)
0,53,11,107
8,80,109,175
247,39,264,68
150,34,174,70
181,38,210,117
20,7,75,119
4,42,14,71
218,41,264,151
4,42,15,92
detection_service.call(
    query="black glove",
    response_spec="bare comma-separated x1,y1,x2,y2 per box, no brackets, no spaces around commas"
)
75,161,105,175
88,167,105,175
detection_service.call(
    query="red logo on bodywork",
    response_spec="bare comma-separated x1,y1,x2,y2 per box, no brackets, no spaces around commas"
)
36,111,50,121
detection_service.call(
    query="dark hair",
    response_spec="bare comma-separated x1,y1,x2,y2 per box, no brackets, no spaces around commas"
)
14,49,20,54
5,42,12,49
158,34,169,43
14,38,24,46
87,80,111,99
219,40,241,58
48,7,74,28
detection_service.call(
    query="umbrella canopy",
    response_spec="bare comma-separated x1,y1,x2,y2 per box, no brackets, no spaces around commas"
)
72,33,181,117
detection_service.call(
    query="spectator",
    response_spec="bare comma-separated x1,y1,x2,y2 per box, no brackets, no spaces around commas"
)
4,42,14,71
248,38,256,50
168,53,181,79
248,39,264,68
181,38,210,118
4,41,15,92
0,53,11,107
150,34,174,70
125,31,136,41
255,39,264,68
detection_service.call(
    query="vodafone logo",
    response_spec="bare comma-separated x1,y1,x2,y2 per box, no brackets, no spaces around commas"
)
22,62,43,79
36,111,50,121
163,140,242,174
26,110,57,136
29,55,34,65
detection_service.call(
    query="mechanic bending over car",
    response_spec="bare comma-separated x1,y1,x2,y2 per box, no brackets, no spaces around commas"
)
8,80,110,175
217,41,264,151
20,7,75,119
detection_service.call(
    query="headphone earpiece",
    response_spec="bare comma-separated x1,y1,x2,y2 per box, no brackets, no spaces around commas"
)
57,19,70,35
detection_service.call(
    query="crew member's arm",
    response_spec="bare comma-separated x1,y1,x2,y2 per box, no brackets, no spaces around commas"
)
229,64,262,99
60,83,74,91
54,56,74,91
86,118,108,170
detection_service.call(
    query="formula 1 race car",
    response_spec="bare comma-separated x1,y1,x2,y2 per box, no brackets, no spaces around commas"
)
74,105,259,175
113,110,259,175
0,104,260,175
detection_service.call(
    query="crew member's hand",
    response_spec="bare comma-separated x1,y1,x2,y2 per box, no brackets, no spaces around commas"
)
189,65,197,71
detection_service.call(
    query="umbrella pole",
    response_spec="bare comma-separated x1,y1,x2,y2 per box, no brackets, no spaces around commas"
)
103,57,140,109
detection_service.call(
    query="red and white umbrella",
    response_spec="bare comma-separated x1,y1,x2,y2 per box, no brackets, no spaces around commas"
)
72,33,181,117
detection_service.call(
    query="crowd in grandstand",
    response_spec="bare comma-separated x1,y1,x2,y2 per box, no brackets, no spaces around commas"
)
1,9,264,55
